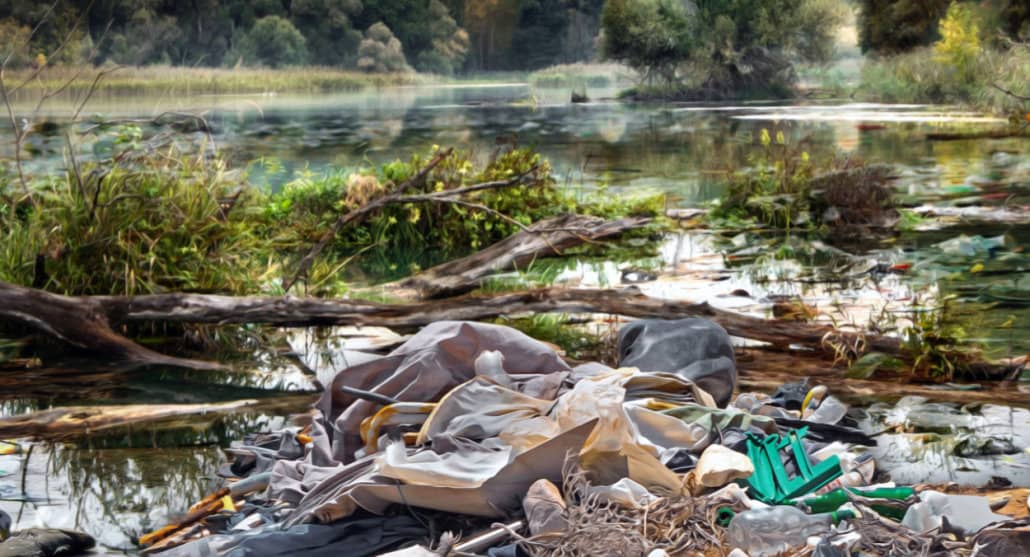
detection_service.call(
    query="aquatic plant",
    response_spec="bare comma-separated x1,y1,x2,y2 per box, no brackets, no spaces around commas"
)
269,148,667,283
712,129,897,234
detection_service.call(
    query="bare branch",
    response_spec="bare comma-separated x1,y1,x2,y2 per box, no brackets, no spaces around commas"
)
282,148,455,292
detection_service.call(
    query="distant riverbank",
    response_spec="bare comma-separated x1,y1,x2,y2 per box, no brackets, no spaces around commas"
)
4,66,431,98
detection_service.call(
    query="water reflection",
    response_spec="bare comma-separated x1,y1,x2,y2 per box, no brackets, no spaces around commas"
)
0,411,290,553
5,86,1023,206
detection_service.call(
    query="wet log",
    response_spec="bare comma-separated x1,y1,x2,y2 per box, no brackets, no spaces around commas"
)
736,348,1029,408
4,280,1020,377
90,287,901,356
926,129,1028,141
0,280,221,371
391,213,653,299
0,394,315,440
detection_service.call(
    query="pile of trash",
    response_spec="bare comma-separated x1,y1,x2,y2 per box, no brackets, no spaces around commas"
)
138,319,1030,557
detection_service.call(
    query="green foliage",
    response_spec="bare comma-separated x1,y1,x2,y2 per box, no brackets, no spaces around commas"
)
0,18,33,67
236,16,309,68
934,2,982,83
357,22,411,73
600,0,846,99
714,129,816,230
496,313,616,362
856,43,1029,113
414,0,469,75
268,147,666,282
0,0,616,73
0,139,274,296
857,0,951,54
858,0,1029,54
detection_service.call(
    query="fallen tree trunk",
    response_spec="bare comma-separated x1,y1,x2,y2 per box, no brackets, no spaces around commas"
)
92,287,901,354
0,280,222,371
390,213,653,299
4,281,1019,377
2,279,898,357
926,129,1028,141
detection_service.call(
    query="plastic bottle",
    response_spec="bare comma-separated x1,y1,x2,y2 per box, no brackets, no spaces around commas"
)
804,396,848,425
727,506,854,557
797,486,915,520
813,453,875,495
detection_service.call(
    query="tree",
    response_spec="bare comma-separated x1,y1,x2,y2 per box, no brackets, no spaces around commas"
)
289,0,364,67
236,15,309,68
357,22,411,73
934,2,981,82
107,7,182,65
857,0,951,54
601,0,690,84
601,0,844,98
0,19,33,68
415,0,469,74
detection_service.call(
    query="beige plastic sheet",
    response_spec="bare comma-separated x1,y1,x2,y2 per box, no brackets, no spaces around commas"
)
272,321,724,523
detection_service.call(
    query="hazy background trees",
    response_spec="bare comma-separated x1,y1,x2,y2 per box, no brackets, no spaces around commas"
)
0,0,605,74
0,0,1027,98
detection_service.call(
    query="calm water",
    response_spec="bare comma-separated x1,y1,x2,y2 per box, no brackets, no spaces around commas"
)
2,84,1029,551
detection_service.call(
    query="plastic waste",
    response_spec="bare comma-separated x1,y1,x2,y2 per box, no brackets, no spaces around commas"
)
804,396,848,425
812,453,875,495
727,505,855,557
523,479,566,536
901,491,1009,536
684,444,753,495
616,318,737,407
475,350,514,388
796,486,915,520
586,478,657,508
769,378,810,410
745,428,842,504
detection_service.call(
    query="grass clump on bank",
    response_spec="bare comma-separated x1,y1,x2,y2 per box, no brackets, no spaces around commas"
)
857,44,1029,114
5,66,427,98
0,138,275,296
528,63,637,89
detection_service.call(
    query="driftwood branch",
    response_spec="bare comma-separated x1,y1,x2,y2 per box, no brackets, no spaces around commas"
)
282,148,454,292
391,213,653,298
0,280,222,371
0,395,314,440
3,280,1021,378
282,149,546,292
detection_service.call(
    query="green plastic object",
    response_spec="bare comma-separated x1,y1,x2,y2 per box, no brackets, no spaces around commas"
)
744,427,842,504
796,486,915,521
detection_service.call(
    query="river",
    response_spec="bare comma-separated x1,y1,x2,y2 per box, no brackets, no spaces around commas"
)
1,84,1028,552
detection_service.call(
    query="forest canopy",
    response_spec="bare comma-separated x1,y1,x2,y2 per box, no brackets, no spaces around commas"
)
0,0,605,73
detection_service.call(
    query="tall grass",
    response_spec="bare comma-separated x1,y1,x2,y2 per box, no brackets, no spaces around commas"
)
856,44,1030,114
5,65,428,98
528,63,638,89
1,142,275,296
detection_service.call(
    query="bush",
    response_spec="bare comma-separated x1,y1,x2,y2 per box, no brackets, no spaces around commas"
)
600,0,845,99
237,16,309,68
856,43,1029,113
357,23,411,73
0,138,273,296
414,0,469,75
268,147,666,282
935,2,982,83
